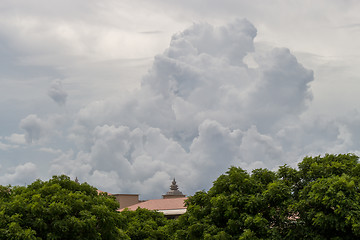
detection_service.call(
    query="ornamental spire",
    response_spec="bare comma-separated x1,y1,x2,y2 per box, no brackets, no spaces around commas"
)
163,177,185,199
170,178,178,191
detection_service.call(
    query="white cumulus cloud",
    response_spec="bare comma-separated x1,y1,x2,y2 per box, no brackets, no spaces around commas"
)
0,2,360,200
0,162,38,186
49,19,317,198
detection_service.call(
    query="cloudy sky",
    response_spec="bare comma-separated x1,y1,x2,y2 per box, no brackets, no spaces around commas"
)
1,0,360,198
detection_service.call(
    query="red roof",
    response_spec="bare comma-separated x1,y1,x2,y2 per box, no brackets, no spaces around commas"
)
97,190,112,195
119,197,188,211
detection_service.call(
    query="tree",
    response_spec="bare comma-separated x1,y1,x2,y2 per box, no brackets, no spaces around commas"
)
120,208,171,240
174,154,360,239
0,175,127,240
291,154,360,239
2,154,360,239
174,167,292,239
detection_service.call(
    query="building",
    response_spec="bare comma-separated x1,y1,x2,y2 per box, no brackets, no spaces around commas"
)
118,178,187,219
162,178,186,199
113,193,142,209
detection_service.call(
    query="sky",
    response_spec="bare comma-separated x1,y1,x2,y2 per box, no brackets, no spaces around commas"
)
1,0,360,199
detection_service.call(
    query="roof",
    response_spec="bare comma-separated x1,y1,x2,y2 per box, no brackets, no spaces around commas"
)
96,189,112,195
164,178,184,196
119,197,188,212
158,209,187,215
112,193,139,196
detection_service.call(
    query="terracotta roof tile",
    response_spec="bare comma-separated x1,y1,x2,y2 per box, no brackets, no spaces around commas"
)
97,190,112,195
119,197,187,211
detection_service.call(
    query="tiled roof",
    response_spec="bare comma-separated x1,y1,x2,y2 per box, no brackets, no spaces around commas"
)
119,197,187,211
97,190,112,195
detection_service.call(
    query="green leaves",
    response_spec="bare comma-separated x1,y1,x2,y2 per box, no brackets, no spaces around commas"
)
120,208,170,240
298,153,358,182
176,154,360,239
296,173,360,239
0,175,123,240
0,175,174,239
2,154,360,239
174,166,291,239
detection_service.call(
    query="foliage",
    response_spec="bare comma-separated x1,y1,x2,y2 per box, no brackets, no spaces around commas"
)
0,175,126,240
292,153,360,239
174,167,291,239
174,153,360,240
120,208,171,240
1,154,360,239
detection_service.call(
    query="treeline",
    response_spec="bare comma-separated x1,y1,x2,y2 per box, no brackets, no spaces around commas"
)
1,154,360,239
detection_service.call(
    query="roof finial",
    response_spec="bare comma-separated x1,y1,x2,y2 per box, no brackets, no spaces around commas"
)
163,177,185,198
170,178,178,191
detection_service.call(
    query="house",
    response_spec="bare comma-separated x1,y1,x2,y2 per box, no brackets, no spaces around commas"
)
117,178,188,219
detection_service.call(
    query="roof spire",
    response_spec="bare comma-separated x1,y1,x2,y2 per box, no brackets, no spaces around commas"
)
163,178,185,199
170,178,178,191
75,177,79,184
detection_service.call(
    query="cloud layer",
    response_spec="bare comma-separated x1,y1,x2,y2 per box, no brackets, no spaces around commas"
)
44,19,316,197
2,17,359,199
48,80,68,106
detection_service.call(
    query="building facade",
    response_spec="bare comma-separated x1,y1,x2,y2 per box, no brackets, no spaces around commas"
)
117,178,187,218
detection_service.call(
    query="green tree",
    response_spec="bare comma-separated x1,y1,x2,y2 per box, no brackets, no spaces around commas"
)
0,175,127,240
174,167,292,239
120,208,171,240
174,153,360,240
291,154,360,239
2,154,360,240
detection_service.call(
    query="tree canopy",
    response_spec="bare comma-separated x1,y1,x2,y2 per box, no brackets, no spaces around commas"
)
120,208,170,240
1,154,360,239
174,153,360,239
0,175,126,240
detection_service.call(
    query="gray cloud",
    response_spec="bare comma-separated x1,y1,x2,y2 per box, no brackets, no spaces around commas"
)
5,134,26,145
19,114,64,144
0,162,37,186
0,141,17,151
0,0,358,203
48,80,68,106
49,19,317,198
20,115,47,144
